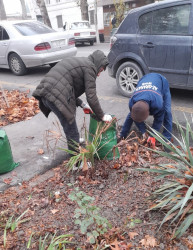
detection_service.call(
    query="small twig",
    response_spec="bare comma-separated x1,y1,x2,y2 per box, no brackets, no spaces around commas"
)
0,85,10,108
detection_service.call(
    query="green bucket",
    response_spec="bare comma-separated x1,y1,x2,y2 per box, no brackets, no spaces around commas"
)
0,130,19,174
88,115,120,160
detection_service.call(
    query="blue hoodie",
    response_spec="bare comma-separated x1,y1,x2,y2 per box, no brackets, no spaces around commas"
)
120,73,172,140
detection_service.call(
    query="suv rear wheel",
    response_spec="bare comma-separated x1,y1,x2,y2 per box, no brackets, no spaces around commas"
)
116,62,143,97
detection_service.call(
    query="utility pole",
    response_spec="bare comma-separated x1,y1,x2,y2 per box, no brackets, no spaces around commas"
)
94,0,100,44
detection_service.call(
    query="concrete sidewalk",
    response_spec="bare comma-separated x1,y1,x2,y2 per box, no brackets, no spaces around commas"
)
0,110,85,192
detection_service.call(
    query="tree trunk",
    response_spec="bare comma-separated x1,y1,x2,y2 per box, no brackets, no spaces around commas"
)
36,0,52,27
20,0,28,19
0,0,7,20
80,0,89,21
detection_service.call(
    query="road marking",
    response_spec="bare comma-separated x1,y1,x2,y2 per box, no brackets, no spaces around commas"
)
1,80,193,114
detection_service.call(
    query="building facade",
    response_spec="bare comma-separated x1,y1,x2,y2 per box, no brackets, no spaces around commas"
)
27,0,156,41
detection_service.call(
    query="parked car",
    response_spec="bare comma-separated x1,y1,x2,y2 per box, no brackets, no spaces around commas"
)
0,20,77,76
108,0,193,97
63,21,96,46
110,28,118,37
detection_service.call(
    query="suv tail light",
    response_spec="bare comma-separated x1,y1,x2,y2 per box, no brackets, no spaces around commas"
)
110,36,117,49
74,33,80,36
34,42,51,51
90,32,96,35
68,38,75,45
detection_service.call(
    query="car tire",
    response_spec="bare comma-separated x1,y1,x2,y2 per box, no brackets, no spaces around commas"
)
90,41,94,46
116,61,143,97
8,53,27,76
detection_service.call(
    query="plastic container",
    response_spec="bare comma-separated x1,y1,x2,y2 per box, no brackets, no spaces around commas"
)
0,130,19,174
88,115,120,160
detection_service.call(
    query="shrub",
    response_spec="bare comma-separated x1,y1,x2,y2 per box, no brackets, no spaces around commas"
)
138,119,193,238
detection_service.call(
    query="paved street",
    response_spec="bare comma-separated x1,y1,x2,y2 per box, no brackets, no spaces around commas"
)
1,42,193,191
1,42,193,126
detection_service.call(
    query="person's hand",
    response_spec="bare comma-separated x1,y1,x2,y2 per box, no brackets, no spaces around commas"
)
102,114,112,122
147,136,156,147
82,103,93,114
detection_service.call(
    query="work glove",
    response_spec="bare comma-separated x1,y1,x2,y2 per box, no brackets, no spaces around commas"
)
102,114,112,122
147,136,156,148
81,103,93,114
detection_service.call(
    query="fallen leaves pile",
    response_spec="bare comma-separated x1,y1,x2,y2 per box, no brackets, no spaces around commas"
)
0,89,40,127
0,136,191,249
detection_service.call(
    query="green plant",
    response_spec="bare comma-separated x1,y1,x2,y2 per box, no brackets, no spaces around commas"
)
126,217,142,228
138,119,193,238
69,187,111,244
61,118,116,172
27,232,34,249
4,209,30,247
38,232,73,250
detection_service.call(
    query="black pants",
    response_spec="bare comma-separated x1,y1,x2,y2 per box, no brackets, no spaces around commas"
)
42,98,79,151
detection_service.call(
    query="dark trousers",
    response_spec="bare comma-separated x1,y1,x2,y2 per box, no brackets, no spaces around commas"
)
42,98,79,151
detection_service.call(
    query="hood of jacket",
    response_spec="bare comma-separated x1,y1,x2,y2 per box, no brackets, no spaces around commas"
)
88,50,109,74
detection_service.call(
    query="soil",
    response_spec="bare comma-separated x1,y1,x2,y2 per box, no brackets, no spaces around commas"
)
0,137,193,250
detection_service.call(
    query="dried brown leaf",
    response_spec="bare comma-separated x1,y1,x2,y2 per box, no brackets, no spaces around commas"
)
128,232,138,240
140,235,157,248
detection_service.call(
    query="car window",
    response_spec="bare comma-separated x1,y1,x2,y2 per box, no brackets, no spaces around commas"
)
139,11,153,34
70,22,90,30
152,4,191,35
0,26,9,40
13,22,55,36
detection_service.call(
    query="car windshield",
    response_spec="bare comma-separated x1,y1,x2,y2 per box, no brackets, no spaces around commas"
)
13,22,56,36
70,22,90,30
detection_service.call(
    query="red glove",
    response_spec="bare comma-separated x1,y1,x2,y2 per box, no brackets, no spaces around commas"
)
82,103,93,114
83,108,93,114
147,137,156,147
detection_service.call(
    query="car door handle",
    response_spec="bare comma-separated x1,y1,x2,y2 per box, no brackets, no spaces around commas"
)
143,42,155,48
2,42,8,46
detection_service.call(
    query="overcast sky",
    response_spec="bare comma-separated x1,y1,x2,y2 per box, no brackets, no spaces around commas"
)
3,0,22,14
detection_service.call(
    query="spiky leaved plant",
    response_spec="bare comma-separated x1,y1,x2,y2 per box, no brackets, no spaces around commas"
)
138,118,193,238
61,117,117,172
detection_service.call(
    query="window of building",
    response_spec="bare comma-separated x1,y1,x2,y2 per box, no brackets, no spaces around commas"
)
152,4,190,35
104,12,115,27
56,0,60,2
46,0,50,4
56,15,63,28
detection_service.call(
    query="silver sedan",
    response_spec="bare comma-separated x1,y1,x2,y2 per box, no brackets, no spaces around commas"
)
0,20,77,75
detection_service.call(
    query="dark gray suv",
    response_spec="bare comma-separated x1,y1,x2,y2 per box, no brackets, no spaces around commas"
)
108,0,192,97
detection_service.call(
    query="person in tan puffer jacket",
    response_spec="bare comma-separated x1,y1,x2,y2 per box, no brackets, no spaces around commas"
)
33,50,112,151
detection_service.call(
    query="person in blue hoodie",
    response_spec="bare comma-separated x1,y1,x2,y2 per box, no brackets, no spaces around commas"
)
120,73,172,144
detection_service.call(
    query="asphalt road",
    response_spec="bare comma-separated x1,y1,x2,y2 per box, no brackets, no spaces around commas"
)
1,42,193,129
